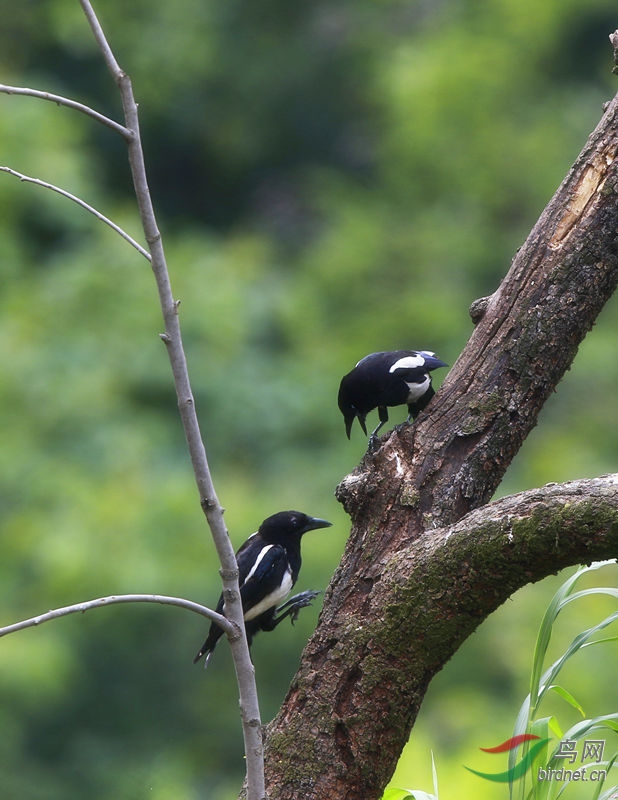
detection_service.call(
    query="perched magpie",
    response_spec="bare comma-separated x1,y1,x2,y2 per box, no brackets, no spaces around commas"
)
338,350,448,439
193,511,332,667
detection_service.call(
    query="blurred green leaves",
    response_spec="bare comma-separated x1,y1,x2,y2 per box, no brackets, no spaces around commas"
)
1,0,617,797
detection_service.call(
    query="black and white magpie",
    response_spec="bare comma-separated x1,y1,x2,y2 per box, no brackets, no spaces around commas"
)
193,510,332,667
338,349,448,439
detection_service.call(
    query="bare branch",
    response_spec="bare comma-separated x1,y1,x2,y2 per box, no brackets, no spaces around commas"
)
78,0,125,78
0,166,151,261
76,2,266,797
0,83,131,139
264,58,618,797
265,475,618,799
0,594,233,639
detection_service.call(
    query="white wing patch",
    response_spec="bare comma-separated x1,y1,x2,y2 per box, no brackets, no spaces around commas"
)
389,354,425,373
242,544,274,585
244,567,293,621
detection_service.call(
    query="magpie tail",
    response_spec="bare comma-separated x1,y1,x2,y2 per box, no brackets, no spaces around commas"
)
193,633,218,667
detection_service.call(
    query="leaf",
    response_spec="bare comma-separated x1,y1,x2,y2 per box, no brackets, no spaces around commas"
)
529,564,616,714
535,611,618,713
527,723,554,800
582,635,618,648
547,716,563,741
547,684,585,717
591,752,618,800
381,789,437,800
431,751,439,800
528,566,591,709
561,717,618,744
510,563,618,800
381,789,411,800
381,753,439,800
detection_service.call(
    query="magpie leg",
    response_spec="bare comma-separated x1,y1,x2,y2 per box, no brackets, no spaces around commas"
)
367,405,389,448
272,590,322,627
368,430,382,450
370,420,386,438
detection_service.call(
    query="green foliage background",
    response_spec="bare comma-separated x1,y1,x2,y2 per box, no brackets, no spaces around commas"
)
0,1,617,798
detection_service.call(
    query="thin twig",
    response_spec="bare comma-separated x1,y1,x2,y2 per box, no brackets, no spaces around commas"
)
77,3,266,798
0,83,131,139
78,1,124,77
1,5,265,796
0,594,233,639
0,166,151,261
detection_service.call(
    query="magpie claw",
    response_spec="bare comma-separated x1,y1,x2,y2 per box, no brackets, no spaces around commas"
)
276,589,322,625
367,432,381,452
338,350,447,442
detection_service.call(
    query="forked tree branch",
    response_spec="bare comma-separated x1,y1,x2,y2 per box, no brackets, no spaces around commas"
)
261,62,618,800
0,83,131,138
1,3,265,798
260,476,618,796
0,166,151,260
75,3,266,796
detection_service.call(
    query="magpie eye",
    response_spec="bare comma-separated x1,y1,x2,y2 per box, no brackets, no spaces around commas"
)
193,509,331,667
338,349,448,440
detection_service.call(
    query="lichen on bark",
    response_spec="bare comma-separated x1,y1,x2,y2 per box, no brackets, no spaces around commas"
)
258,66,618,800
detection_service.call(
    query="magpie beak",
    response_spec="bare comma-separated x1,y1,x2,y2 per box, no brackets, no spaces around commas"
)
193,511,332,668
338,349,448,441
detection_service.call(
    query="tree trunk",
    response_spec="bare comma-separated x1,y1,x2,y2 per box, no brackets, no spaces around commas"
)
259,78,618,800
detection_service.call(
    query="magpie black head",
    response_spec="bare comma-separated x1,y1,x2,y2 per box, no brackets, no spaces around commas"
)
192,510,332,668
338,349,448,439
258,510,332,542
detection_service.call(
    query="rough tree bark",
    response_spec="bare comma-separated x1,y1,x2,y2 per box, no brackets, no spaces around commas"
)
257,59,618,800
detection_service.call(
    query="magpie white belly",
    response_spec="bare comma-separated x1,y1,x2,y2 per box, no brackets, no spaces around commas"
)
243,568,294,621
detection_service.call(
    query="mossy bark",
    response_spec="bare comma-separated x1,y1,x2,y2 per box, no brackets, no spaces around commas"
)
257,78,618,800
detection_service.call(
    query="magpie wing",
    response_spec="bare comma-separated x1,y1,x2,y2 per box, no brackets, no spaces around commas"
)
206,534,264,616
239,543,290,614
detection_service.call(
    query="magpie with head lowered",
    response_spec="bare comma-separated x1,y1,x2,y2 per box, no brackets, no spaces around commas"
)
193,510,332,667
338,349,448,440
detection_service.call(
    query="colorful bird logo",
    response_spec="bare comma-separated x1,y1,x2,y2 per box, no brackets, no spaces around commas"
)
464,734,551,782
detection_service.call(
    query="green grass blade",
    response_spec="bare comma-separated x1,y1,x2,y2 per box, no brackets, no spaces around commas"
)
591,752,618,800
536,611,618,709
511,563,618,800
404,793,437,800
383,790,436,800
547,685,585,717
582,635,618,648
559,587,618,607
528,564,611,716
560,713,618,739
382,786,438,800
382,789,412,800
529,568,584,709
431,751,439,800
